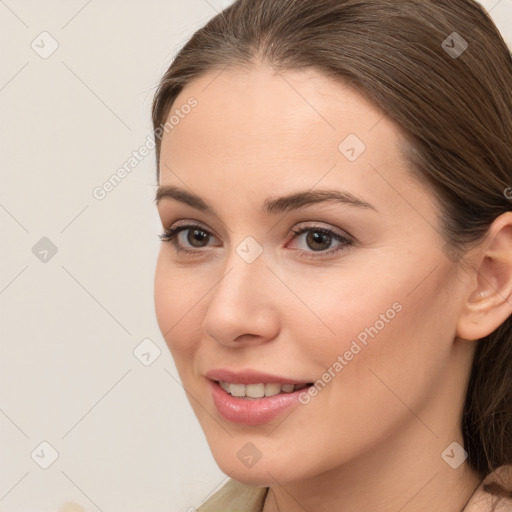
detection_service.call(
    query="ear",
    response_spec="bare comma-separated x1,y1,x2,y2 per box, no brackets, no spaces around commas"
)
456,212,512,341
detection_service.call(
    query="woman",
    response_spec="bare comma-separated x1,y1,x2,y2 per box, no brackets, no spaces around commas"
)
152,0,512,510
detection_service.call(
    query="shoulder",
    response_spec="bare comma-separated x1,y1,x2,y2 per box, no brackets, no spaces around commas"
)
465,465,512,512
197,479,268,512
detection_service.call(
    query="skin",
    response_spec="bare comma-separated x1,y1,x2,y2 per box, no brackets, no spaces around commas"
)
154,62,512,512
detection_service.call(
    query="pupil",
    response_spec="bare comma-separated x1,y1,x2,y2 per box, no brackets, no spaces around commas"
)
188,229,208,247
307,231,331,251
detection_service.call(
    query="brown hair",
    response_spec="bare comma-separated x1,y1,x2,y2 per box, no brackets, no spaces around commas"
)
152,0,512,505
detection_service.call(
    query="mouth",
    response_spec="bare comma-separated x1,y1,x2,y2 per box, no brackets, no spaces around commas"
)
208,378,314,425
216,381,313,399
205,369,315,424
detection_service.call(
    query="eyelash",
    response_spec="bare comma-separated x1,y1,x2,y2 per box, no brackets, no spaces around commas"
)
159,223,353,259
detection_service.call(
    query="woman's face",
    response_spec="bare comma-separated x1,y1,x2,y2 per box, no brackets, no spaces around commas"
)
154,63,474,485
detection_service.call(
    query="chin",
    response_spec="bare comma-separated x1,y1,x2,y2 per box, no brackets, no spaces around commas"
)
214,453,292,487
207,435,327,488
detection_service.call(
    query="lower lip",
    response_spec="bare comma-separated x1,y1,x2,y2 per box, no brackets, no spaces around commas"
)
209,380,308,426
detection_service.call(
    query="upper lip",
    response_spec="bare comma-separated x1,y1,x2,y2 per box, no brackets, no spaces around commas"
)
205,369,312,385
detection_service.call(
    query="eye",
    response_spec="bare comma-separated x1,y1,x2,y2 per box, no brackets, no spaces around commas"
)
159,222,353,259
287,225,353,258
159,223,219,255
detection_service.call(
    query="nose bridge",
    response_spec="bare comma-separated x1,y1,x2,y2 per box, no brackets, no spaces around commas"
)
213,239,268,308
202,237,280,344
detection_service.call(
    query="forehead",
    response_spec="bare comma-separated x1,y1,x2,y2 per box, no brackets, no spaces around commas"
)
163,63,390,161
162,63,401,170
157,62,436,225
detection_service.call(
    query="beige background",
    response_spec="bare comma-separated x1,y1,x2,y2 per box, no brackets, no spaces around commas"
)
0,1,511,511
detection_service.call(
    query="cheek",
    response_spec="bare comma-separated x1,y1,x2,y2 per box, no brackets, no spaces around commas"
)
154,252,202,361
283,265,405,358
292,258,455,395
335,273,454,410
154,253,174,336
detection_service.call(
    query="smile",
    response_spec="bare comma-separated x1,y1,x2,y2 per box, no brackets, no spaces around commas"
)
218,381,310,399
209,379,314,425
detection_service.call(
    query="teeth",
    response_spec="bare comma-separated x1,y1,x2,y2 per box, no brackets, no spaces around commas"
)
265,383,282,397
246,383,265,398
230,383,245,397
218,381,307,398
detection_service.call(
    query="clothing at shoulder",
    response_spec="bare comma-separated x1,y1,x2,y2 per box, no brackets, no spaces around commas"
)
197,479,268,512
197,465,512,512
465,465,512,512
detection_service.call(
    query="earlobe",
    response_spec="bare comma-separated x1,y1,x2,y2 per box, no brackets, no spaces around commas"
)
456,213,512,341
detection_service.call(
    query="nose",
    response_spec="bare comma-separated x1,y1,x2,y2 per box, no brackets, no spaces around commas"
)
202,249,280,348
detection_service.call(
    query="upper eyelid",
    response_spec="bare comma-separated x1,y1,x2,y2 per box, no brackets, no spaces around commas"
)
292,222,351,237
165,221,352,244
167,219,347,234
168,220,222,240
157,200,362,236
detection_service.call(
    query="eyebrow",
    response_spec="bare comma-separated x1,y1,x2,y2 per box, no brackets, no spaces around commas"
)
154,185,378,215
